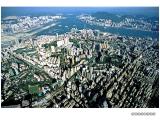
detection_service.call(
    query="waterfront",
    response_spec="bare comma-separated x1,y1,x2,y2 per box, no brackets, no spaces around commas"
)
36,15,158,39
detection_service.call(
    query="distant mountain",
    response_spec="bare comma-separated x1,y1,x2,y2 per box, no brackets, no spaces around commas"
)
146,16,159,22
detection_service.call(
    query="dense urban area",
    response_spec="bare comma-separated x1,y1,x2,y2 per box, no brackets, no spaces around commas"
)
1,13,159,108
78,12,159,32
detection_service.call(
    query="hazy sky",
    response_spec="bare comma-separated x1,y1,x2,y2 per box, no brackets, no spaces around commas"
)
1,7,159,17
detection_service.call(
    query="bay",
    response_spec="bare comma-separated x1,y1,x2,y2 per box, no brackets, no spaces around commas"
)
36,15,159,39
